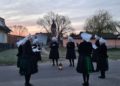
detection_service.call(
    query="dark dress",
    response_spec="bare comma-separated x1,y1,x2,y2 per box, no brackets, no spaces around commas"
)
66,42,76,59
32,44,42,61
76,41,94,74
18,40,38,75
92,40,100,62
97,44,108,71
49,41,59,59
17,45,23,68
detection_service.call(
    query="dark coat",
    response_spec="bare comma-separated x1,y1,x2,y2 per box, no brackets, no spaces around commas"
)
32,44,42,61
92,40,100,62
16,45,23,68
49,41,59,59
76,41,94,74
97,43,108,71
66,42,76,59
18,40,38,75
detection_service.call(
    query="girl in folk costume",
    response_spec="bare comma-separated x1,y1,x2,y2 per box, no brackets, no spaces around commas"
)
76,33,94,86
49,37,59,66
66,36,76,67
16,35,38,86
97,38,108,79
92,35,100,72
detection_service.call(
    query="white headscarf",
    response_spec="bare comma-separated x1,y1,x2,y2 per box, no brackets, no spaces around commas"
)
81,32,92,42
99,37,106,44
33,38,39,44
68,36,74,42
95,35,100,40
16,34,32,47
52,37,57,42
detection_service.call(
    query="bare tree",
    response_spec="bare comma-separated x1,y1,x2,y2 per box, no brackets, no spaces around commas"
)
84,10,120,36
10,25,28,36
37,12,73,43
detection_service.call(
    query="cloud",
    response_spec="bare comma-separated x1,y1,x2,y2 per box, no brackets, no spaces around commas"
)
0,0,120,34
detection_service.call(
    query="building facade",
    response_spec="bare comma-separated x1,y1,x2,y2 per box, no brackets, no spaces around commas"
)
0,17,11,43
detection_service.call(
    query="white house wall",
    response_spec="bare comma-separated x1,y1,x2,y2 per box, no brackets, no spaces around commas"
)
0,30,7,43
36,34,47,45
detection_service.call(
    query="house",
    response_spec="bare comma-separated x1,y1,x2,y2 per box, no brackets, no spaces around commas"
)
0,17,11,43
63,33,120,48
7,34,24,47
34,32,48,45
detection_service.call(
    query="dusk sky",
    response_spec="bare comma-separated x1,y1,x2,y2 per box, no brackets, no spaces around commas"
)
0,0,120,34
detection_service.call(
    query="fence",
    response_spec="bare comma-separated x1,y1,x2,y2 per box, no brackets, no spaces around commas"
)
63,39,120,48
0,43,14,51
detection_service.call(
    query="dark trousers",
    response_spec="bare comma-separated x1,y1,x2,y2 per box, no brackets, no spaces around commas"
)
25,74,31,85
69,59,74,67
100,71,105,78
52,59,58,66
83,73,89,84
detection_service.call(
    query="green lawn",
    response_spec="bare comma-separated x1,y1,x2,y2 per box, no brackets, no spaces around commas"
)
0,49,17,65
0,48,120,65
108,48,120,60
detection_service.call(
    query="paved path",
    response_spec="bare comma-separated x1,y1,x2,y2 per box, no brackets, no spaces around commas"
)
0,60,120,86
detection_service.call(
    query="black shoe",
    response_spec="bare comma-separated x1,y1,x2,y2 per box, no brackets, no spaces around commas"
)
25,83,33,86
82,82,89,86
86,82,89,86
82,83,86,86
95,69,99,72
72,64,75,67
98,76,105,79
93,70,99,72
52,64,55,66
69,64,72,67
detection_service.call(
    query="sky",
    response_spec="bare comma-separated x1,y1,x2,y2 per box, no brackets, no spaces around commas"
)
0,0,120,35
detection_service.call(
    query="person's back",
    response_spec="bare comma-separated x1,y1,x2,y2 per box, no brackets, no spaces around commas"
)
76,32,93,86
78,41,92,56
22,40,33,58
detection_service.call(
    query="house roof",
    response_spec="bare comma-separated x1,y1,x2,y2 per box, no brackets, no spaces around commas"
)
0,17,11,33
67,33,120,39
0,26,11,33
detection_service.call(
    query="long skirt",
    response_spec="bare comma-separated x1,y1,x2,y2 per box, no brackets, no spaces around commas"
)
19,57,38,75
76,55,94,74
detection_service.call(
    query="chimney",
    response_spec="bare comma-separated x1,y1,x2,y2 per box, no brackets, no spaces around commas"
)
0,17,5,26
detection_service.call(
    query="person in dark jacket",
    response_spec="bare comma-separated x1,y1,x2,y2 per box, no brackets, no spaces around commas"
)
98,38,108,79
66,36,76,67
17,45,23,68
16,35,38,86
92,35,100,72
76,33,94,86
32,44,42,62
32,36,42,62
49,37,59,66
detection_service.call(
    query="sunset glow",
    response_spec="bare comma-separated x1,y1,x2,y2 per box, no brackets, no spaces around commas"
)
0,0,120,35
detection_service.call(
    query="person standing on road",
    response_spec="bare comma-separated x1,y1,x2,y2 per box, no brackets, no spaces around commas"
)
92,35,100,72
16,35,38,86
76,32,94,86
49,37,59,66
97,37,109,79
66,36,76,67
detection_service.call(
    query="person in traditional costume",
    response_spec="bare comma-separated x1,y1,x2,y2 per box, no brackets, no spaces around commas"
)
92,35,100,72
97,38,108,79
16,35,38,86
32,36,42,61
66,36,76,67
76,32,94,86
49,37,59,66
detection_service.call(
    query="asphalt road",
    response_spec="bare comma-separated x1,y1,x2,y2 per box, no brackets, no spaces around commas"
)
0,60,120,86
